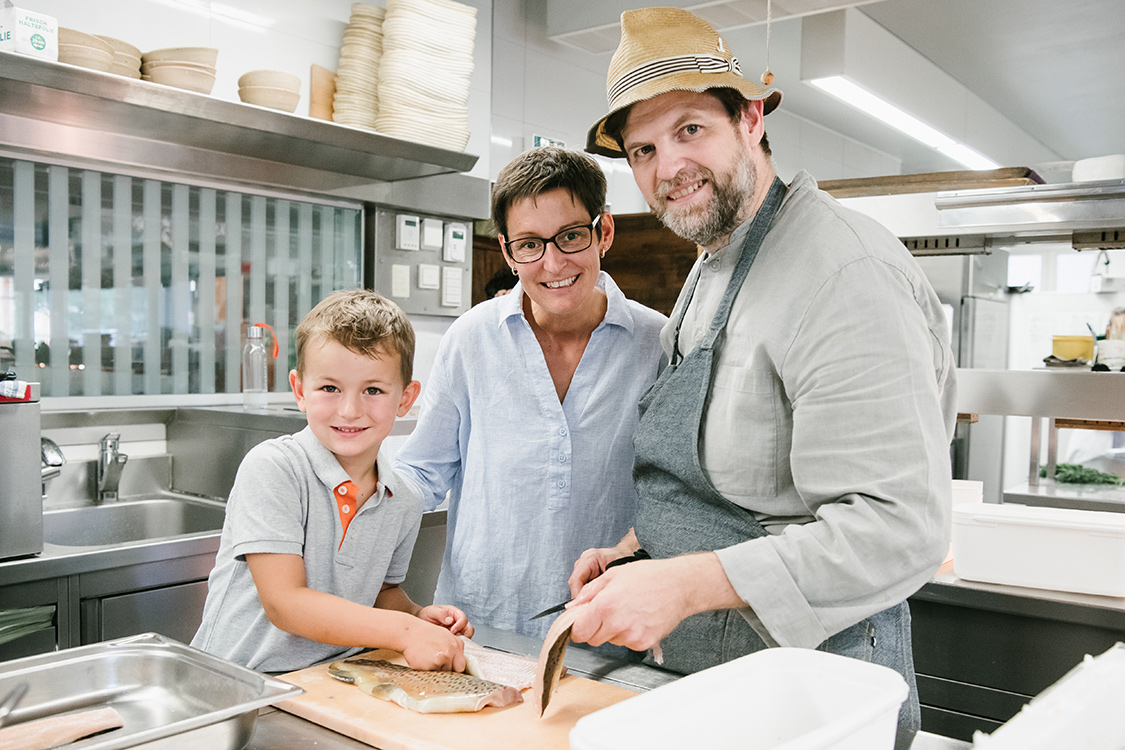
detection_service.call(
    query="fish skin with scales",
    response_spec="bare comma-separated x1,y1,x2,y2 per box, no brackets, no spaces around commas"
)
328,658,523,714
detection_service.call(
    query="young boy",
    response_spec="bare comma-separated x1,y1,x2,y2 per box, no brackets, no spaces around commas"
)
192,289,472,673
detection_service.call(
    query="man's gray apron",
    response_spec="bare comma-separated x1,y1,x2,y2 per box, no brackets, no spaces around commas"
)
632,176,919,746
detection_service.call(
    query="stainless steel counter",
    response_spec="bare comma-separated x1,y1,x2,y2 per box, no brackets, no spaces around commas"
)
247,625,971,750
0,526,221,586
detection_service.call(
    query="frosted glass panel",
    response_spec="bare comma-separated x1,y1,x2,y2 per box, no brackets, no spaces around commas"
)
0,158,362,397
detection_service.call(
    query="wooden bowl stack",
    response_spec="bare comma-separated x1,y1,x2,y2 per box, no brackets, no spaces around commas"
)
141,47,218,94
96,35,143,78
57,28,114,72
238,70,301,113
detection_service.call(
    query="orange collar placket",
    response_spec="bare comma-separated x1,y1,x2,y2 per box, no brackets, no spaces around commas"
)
333,480,392,549
334,481,360,550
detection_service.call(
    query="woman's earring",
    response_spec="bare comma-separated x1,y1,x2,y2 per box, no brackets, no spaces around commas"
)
511,267,518,276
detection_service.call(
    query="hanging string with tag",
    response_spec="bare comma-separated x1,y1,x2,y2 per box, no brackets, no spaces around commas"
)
761,0,774,85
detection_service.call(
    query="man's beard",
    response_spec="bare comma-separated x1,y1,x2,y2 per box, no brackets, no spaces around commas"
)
650,147,757,248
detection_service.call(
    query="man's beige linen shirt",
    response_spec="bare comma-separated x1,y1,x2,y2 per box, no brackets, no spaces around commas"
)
664,170,957,649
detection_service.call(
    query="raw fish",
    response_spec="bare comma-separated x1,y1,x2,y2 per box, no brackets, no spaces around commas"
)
328,658,522,713
533,605,583,717
460,636,544,690
0,706,124,750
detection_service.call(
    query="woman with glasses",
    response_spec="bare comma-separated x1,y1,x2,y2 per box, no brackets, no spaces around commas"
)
393,146,667,642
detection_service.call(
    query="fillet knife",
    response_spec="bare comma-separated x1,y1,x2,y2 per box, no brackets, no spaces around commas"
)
529,549,651,620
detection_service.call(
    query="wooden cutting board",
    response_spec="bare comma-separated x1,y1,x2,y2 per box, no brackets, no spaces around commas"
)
276,649,638,750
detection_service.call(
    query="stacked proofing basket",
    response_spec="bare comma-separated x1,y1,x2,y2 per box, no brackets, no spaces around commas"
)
332,3,385,129
376,0,476,151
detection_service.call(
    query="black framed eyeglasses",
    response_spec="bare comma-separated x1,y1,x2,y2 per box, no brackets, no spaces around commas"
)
502,214,602,264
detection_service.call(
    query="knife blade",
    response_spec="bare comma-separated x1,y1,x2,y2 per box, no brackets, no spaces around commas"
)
529,549,650,620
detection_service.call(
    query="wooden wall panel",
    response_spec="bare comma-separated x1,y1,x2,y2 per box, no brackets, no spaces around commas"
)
471,234,510,306
601,213,698,316
472,213,696,315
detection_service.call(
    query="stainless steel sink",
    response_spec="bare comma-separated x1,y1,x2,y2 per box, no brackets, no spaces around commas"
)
43,495,227,547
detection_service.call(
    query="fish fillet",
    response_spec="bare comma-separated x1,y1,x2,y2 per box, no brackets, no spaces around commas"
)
533,605,583,718
328,658,522,713
460,636,544,690
0,706,124,750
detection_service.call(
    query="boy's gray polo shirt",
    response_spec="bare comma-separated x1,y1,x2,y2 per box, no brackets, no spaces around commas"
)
191,426,423,673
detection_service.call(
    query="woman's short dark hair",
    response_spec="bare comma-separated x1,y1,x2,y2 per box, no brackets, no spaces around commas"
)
604,87,772,158
491,147,607,238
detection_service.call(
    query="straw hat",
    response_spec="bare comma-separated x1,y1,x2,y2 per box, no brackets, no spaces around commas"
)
586,7,782,158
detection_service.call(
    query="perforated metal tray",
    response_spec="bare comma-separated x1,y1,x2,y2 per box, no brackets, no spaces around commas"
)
0,633,303,749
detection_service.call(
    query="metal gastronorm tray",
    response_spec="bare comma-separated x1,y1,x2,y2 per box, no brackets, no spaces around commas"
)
0,632,303,749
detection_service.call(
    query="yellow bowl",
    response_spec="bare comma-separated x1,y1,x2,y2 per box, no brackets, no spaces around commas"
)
1052,335,1095,361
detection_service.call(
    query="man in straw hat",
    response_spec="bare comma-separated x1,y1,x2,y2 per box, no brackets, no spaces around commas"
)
566,8,956,747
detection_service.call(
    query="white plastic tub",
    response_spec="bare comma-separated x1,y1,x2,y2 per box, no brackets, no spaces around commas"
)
947,480,984,563
953,502,1125,597
569,647,907,750
972,643,1125,749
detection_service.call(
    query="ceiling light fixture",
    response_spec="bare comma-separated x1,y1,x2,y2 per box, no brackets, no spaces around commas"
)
801,9,1056,173
808,75,1000,170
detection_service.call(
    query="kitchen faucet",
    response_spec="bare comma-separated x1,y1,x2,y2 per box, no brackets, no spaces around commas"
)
40,436,65,498
97,432,128,503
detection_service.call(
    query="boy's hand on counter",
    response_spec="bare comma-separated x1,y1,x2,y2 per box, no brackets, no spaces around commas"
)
419,604,474,638
400,620,468,672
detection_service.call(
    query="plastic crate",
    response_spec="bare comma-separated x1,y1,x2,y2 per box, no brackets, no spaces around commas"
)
953,502,1125,597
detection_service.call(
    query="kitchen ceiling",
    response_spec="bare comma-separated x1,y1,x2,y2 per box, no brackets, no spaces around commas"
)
545,0,1125,177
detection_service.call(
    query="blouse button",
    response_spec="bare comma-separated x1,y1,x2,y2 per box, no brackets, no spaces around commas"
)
558,454,567,463
338,486,347,495
559,427,568,436
342,504,350,514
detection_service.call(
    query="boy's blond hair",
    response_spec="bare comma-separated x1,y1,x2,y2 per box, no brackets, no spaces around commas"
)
295,289,415,384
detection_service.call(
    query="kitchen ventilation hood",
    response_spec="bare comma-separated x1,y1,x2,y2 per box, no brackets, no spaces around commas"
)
831,174,1125,255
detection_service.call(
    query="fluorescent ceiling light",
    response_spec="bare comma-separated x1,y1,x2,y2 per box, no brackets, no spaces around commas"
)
937,143,1000,172
802,10,1057,173
808,75,1001,171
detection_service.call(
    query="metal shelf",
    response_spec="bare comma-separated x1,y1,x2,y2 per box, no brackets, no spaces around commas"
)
0,51,478,196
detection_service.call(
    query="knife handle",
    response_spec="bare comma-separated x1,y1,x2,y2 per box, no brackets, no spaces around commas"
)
605,548,651,570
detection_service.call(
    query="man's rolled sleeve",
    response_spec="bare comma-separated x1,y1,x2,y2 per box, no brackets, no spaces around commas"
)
716,539,826,648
